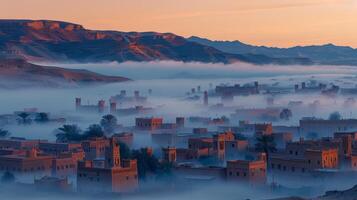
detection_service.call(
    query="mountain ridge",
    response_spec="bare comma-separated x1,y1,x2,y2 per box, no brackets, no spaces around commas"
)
0,19,312,65
188,36,357,66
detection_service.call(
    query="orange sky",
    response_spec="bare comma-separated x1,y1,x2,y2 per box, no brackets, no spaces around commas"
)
1,0,357,47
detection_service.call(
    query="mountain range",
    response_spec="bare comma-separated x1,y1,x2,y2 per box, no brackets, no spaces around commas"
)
0,19,311,65
188,36,357,66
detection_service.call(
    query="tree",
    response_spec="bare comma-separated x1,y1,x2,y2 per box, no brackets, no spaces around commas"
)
56,124,82,142
0,129,10,138
84,124,104,139
280,108,292,120
100,114,118,134
17,112,31,125
255,135,277,161
35,112,50,123
131,148,160,180
1,171,15,183
119,142,131,160
329,111,342,120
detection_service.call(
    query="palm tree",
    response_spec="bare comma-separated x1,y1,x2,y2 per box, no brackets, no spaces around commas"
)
100,114,118,134
280,108,292,120
0,129,10,138
255,135,277,161
84,124,104,139
35,112,50,123
17,112,31,125
56,124,82,142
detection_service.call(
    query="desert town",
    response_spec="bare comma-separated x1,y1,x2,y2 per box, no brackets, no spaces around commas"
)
1,80,357,199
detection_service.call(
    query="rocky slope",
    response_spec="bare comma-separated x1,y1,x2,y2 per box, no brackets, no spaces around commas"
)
0,20,311,65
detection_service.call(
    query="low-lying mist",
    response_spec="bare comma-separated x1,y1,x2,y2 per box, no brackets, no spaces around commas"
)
1,61,357,140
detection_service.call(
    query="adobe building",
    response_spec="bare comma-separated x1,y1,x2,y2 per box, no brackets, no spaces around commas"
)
135,117,163,131
75,98,106,113
77,138,138,193
112,132,134,148
177,131,246,162
81,137,109,160
226,154,267,184
174,154,266,185
270,139,339,175
215,82,259,96
39,141,82,156
0,137,42,150
0,148,80,178
299,118,357,137
110,90,147,107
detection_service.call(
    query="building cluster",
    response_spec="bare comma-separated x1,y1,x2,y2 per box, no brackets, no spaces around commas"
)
0,136,139,193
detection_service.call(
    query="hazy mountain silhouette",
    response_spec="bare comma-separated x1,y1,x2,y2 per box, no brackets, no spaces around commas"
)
188,36,357,66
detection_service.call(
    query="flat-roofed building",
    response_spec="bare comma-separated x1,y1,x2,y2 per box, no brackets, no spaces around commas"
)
77,138,138,193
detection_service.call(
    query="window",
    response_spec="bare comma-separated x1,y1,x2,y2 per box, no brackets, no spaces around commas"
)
229,171,232,176
243,172,247,177
236,172,239,176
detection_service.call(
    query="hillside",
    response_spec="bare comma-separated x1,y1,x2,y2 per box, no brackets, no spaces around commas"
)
0,59,130,88
0,20,311,65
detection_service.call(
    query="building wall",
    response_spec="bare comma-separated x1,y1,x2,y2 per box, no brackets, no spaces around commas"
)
226,160,266,184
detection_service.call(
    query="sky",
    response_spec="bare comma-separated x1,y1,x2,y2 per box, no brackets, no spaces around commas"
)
1,0,357,47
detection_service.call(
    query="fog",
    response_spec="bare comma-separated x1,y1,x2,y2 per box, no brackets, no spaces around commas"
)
1,61,357,199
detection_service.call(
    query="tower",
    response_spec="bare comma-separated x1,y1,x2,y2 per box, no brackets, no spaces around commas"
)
110,101,117,114
162,147,177,163
75,98,81,110
98,100,105,113
176,117,185,128
105,138,121,168
203,91,208,106
134,91,140,99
